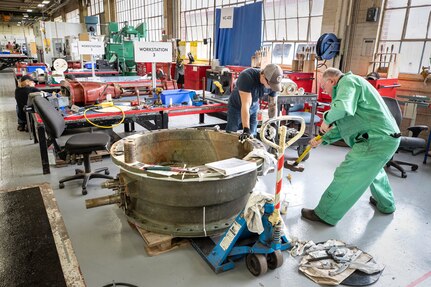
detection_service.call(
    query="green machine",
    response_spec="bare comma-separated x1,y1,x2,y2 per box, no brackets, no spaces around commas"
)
106,21,147,76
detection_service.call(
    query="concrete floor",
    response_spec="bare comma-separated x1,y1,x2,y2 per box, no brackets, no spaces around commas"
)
1,70,430,287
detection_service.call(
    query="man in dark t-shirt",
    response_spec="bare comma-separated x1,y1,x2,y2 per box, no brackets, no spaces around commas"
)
15,75,40,131
226,64,283,142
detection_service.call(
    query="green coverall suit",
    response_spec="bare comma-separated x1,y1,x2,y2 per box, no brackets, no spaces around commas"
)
314,72,401,225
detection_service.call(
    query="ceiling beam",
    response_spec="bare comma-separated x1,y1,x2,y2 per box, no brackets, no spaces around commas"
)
0,10,45,17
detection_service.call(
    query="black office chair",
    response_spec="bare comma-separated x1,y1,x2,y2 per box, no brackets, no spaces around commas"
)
382,96,428,178
33,96,113,194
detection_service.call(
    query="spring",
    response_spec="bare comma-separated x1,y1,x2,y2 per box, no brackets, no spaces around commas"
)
273,221,282,243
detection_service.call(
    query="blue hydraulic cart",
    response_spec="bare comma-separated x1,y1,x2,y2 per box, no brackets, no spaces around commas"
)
191,116,306,276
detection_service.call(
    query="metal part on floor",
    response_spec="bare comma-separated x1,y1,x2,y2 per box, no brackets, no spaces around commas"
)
86,128,266,237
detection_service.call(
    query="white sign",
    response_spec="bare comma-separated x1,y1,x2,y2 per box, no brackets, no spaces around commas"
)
220,7,234,29
78,41,104,55
134,42,172,63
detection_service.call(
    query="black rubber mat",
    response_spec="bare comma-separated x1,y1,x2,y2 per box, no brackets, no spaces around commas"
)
0,186,67,286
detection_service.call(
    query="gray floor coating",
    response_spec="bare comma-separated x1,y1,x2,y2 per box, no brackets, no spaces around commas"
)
1,70,430,287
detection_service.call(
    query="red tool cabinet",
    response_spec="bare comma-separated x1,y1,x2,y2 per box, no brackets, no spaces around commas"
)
367,78,400,98
285,72,314,93
184,64,211,90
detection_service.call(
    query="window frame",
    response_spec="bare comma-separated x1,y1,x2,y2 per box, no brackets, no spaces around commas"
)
179,0,324,64
378,1,431,74
115,0,164,42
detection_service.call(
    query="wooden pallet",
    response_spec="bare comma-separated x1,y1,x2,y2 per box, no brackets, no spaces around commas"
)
129,221,189,256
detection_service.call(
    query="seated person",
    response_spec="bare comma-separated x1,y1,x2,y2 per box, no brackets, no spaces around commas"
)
15,75,40,131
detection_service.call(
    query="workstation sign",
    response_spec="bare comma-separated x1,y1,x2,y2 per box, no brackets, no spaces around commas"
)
220,7,234,28
78,41,105,55
134,42,172,63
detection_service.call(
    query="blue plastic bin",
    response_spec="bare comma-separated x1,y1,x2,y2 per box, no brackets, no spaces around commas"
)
27,66,46,72
84,62,96,69
160,89,196,105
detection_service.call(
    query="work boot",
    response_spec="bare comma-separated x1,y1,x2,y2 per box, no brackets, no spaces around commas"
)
369,196,378,207
369,196,394,214
301,208,334,226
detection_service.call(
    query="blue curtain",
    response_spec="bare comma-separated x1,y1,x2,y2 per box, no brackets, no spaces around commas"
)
215,2,262,66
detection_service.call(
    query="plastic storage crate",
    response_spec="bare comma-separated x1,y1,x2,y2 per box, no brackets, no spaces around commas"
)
27,66,46,73
160,89,196,105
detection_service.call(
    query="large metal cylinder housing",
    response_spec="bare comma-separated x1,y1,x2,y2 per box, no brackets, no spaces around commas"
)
109,128,265,237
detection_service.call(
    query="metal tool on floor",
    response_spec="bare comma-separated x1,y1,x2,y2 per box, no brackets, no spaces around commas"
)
191,116,305,276
284,134,322,172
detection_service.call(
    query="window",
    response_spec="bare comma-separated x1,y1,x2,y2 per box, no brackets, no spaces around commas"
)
53,15,63,22
179,0,324,63
379,0,431,74
66,9,80,24
115,0,164,41
87,0,104,16
180,0,256,61
263,0,324,65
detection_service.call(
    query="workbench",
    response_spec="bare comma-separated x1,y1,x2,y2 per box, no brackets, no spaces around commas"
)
27,76,163,93
15,69,119,79
0,54,33,70
200,92,318,138
31,99,228,174
14,70,121,89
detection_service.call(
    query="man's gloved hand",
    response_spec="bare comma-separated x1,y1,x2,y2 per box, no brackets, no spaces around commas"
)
239,127,253,143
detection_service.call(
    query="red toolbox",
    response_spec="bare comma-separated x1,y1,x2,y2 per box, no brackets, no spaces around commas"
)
367,78,400,98
184,64,210,90
285,72,314,93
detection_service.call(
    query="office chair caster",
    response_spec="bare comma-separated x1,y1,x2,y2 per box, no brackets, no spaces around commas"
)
105,170,110,175
401,172,407,178
59,182,65,189
411,166,418,171
82,188,87,195
75,169,84,175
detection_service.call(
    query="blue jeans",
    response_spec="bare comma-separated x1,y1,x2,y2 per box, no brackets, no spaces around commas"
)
226,101,259,136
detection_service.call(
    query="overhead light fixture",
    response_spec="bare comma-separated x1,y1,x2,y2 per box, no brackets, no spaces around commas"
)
37,4,45,7
27,9,33,12
42,1,50,4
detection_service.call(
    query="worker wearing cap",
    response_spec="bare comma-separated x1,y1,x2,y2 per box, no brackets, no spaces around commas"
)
15,75,40,132
226,64,283,142
302,67,401,226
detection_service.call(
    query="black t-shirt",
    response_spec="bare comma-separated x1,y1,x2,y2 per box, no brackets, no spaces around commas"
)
15,86,40,107
229,68,275,109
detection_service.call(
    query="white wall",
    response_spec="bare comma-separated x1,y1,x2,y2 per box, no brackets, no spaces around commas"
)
33,21,85,65
0,23,35,46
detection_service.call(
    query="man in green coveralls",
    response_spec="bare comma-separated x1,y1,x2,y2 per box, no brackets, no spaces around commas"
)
301,68,401,226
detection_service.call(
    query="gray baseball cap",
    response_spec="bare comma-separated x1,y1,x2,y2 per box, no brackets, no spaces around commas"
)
263,64,283,92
